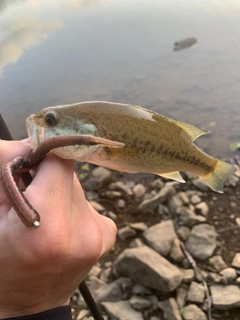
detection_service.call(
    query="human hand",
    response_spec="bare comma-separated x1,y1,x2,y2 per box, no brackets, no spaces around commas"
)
0,139,117,318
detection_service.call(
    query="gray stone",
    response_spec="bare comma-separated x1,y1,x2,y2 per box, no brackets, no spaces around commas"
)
88,265,102,278
85,167,113,191
107,211,117,221
117,199,125,208
185,224,218,260
115,276,132,292
129,238,145,248
89,201,105,212
99,267,112,283
76,309,90,320
130,295,152,310
176,286,188,308
133,184,146,198
139,185,175,213
102,190,122,199
186,281,205,303
129,222,148,231
195,202,209,216
177,207,206,227
220,268,237,282
150,178,164,189
118,226,137,240
208,255,227,272
181,269,195,283
211,284,240,310
178,192,189,204
168,195,183,214
169,238,185,262
158,204,170,216
190,194,201,204
225,174,239,187
132,283,152,295
114,246,183,292
207,272,227,284
87,276,105,293
176,226,190,241
101,300,143,320
232,253,240,268
93,280,122,304
143,220,177,256
191,178,209,191
182,304,207,320
158,298,182,320
113,181,134,196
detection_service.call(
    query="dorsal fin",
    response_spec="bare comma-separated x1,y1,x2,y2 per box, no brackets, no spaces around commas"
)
174,121,210,142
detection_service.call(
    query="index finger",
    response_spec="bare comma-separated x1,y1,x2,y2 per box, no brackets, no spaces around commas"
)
0,140,31,165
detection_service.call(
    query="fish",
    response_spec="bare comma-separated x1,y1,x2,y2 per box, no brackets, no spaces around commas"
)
26,101,236,193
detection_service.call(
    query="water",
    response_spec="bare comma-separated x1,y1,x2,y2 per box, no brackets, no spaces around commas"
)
1,0,240,158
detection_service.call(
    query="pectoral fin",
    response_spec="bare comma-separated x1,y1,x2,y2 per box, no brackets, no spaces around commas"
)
158,171,185,183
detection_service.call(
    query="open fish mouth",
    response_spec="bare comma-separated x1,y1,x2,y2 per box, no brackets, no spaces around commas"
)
25,116,44,150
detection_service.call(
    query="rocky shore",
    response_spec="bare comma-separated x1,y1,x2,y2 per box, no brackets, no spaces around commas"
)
70,164,240,320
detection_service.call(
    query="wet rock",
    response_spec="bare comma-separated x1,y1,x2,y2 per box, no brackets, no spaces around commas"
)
191,178,209,191
118,226,137,241
195,202,209,216
176,286,188,308
143,220,177,256
182,304,207,320
186,281,205,303
232,253,240,268
178,207,206,227
114,246,183,292
211,284,240,310
158,297,182,320
176,226,190,241
208,255,228,272
139,185,175,213
169,238,185,262
129,222,148,231
220,268,237,282
130,295,152,310
101,300,143,320
185,224,218,260
133,184,146,198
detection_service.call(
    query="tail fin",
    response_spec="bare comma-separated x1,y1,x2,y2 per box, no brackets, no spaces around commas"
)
202,160,236,193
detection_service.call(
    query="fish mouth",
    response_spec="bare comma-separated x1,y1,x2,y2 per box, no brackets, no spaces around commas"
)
25,116,44,150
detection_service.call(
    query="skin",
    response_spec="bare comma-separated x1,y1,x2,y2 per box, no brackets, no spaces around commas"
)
0,139,117,318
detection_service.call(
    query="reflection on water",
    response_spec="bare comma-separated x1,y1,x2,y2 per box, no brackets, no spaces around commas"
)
0,0,240,158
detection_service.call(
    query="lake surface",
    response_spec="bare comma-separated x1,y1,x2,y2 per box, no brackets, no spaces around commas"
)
1,0,240,158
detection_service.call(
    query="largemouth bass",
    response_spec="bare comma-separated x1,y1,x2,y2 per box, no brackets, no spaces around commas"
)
26,101,236,193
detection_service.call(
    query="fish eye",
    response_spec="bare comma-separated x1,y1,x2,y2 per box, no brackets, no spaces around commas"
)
44,111,58,127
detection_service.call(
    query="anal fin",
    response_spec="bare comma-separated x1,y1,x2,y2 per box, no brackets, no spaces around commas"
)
157,171,185,183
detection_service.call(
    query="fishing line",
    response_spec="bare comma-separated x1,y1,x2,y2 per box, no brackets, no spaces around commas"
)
0,111,104,320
